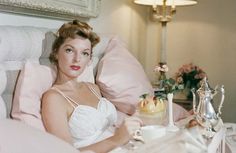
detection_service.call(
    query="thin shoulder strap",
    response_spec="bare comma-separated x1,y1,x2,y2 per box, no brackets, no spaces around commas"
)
50,87,78,108
86,83,101,99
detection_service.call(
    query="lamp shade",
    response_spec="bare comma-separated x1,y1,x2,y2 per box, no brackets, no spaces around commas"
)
134,0,197,6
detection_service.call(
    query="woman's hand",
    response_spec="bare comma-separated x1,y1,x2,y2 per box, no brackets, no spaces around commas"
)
112,116,143,146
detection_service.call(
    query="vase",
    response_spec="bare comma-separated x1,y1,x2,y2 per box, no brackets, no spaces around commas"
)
166,93,179,132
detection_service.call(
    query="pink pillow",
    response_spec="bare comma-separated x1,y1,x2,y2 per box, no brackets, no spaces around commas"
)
96,37,153,115
0,119,95,153
11,61,94,130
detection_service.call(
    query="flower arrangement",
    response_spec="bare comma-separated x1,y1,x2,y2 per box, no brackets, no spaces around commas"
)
174,63,207,99
154,63,184,99
162,77,184,95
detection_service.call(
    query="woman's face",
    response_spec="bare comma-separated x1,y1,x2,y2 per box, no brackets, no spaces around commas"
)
56,37,92,81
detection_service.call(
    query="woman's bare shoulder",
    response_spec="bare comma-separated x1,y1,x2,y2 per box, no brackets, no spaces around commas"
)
41,88,69,114
84,82,101,95
42,89,65,106
43,89,59,100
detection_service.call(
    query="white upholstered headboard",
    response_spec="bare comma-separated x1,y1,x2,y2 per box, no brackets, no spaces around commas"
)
0,25,112,118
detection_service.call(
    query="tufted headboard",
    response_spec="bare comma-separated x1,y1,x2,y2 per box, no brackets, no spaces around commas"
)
0,25,112,118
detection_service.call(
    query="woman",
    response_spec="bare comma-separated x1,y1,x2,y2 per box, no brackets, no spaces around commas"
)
41,20,142,153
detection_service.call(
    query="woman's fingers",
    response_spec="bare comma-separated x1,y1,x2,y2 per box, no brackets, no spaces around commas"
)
124,116,143,135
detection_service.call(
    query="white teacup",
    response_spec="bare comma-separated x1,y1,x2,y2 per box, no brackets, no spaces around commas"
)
137,125,166,143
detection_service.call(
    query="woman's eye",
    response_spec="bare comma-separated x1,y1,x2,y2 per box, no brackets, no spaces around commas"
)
82,52,90,56
65,48,73,53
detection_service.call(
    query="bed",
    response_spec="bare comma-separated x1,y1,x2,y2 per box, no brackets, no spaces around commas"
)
0,25,226,153
0,25,160,153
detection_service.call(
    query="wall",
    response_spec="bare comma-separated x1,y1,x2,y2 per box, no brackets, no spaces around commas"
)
145,0,236,122
0,0,235,122
89,0,148,65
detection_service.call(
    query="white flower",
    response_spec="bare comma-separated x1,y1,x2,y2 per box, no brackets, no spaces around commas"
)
154,64,169,73
162,65,169,72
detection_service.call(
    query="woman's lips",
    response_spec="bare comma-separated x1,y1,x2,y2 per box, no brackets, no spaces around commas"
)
70,65,81,70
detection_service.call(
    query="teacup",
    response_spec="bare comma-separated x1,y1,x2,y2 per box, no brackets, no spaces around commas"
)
134,125,166,143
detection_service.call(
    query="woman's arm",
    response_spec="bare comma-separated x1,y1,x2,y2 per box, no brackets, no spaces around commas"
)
79,117,142,153
79,125,129,153
41,90,74,144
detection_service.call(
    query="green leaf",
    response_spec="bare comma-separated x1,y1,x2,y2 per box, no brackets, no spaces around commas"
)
140,93,149,99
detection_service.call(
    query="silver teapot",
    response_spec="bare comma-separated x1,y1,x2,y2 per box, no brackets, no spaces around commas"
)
191,77,225,137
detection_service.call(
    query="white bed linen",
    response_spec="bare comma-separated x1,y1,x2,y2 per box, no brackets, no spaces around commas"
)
0,119,85,153
224,123,236,153
110,115,227,153
109,127,207,153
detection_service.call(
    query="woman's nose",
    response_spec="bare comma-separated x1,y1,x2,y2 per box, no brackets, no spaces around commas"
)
73,52,81,62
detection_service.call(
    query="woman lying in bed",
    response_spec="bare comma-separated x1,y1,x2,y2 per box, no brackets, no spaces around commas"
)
41,19,191,153
41,20,143,153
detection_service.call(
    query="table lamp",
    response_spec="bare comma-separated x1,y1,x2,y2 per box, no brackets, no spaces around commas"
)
134,0,197,78
134,0,197,132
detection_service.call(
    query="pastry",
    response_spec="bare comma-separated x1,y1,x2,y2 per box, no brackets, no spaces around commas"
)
138,94,165,115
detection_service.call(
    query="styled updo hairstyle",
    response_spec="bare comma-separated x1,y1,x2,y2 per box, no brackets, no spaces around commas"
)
49,20,100,64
